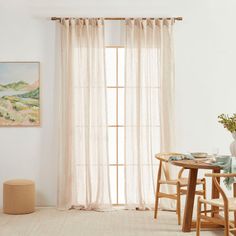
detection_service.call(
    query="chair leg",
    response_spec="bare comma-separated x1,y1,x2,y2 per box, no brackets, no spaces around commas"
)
202,179,207,216
177,182,181,225
234,210,236,236
224,208,230,236
196,197,201,236
154,161,162,219
154,184,160,219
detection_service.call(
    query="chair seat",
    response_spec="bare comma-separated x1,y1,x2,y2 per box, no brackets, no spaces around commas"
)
200,197,236,211
159,177,204,186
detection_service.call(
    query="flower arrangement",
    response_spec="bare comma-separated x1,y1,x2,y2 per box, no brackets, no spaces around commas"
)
218,113,236,133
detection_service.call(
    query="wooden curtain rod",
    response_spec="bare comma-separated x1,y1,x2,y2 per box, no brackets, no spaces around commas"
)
51,17,183,21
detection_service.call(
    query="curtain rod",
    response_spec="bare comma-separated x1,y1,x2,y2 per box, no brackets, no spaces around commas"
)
51,17,183,21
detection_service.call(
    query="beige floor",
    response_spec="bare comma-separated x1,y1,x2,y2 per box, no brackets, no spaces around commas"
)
0,208,223,236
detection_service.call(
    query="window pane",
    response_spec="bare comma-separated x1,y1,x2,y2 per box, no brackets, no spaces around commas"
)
118,88,124,125
151,88,160,126
109,166,117,204
118,166,125,204
108,127,116,164
118,48,125,86
152,126,160,165
105,48,116,86
107,88,116,125
118,127,124,164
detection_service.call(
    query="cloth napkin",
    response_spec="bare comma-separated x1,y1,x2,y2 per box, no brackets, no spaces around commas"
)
168,154,194,162
213,156,236,189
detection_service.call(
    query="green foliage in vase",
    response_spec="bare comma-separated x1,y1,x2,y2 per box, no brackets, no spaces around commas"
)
218,113,236,133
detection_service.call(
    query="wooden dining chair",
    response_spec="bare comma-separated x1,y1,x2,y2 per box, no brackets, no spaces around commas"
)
154,153,206,225
196,173,236,236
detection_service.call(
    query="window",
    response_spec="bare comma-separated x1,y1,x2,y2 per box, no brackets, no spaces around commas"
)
105,46,125,205
106,46,161,205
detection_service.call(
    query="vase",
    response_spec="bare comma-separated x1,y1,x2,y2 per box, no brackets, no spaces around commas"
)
230,132,236,157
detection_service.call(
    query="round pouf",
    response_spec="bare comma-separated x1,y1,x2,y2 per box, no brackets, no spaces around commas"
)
3,179,35,215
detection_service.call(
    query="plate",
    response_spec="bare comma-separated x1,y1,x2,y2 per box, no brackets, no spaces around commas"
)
190,152,208,158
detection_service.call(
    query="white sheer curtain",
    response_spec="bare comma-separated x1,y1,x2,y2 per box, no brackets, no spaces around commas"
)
56,19,76,210
56,18,112,210
124,18,176,210
158,18,176,210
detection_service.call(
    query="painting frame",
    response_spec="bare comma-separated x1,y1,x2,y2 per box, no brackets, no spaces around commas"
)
0,61,40,127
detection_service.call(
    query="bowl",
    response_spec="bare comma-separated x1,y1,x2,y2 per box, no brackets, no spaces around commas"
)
190,152,208,158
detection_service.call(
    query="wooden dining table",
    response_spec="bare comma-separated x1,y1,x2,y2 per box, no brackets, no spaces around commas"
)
171,159,222,232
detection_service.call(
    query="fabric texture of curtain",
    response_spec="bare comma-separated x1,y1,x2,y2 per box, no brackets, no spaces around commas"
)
124,18,176,210
56,18,112,210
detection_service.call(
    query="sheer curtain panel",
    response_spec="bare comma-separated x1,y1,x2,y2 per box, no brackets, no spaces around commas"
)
56,18,112,210
124,18,176,210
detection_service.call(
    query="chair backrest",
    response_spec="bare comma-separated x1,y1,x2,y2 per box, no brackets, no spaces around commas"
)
155,152,183,162
155,153,184,180
205,173,236,207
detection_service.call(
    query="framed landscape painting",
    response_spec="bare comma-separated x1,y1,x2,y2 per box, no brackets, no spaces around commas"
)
0,62,40,126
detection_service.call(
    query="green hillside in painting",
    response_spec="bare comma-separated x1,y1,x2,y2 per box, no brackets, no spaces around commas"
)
0,81,29,91
0,80,40,126
17,88,39,99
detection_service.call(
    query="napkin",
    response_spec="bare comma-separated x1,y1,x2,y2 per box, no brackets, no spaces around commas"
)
168,154,194,162
213,156,236,189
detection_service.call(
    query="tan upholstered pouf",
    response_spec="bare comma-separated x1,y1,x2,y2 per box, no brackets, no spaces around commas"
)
3,179,35,214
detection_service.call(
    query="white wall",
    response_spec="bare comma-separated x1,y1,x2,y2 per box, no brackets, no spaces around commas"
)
0,0,236,207
0,0,57,206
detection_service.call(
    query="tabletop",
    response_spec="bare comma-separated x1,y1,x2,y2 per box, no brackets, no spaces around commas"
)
171,159,222,170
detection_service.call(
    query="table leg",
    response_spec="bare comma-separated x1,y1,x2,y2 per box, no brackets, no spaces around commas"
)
233,183,236,236
211,168,220,217
182,168,198,232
